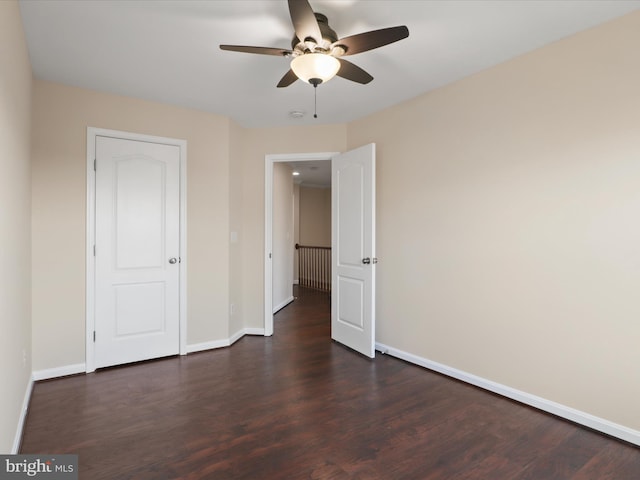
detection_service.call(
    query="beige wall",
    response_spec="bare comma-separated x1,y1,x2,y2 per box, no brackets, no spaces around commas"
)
0,1,32,453
348,11,640,431
31,81,231,369
238,126,346,329
228,120,245,336
299,186,331,247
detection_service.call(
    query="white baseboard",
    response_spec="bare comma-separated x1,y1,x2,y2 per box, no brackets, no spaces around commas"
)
12,376,34,454
273,296,294,314
35,329,269,379
32,363,86,381
229,329,244,345
186,328,267,353
375,342,640,447
186,339,230,353
244,328,265,336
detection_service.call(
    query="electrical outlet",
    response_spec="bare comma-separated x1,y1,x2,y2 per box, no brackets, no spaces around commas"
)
230,303,235,315
22,349,27,367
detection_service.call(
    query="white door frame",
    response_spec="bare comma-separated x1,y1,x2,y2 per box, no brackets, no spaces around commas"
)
86,127,188,373
264,152,338,336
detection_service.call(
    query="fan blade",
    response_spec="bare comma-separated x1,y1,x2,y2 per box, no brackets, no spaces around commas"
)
336,59,373,84
277,69,299,88
220,45,292,57
288,0,322,44
334,26,409,56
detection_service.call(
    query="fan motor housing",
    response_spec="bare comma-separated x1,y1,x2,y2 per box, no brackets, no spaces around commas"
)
291,13,340,54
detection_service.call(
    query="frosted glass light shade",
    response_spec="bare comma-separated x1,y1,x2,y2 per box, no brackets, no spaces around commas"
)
291,53,340,84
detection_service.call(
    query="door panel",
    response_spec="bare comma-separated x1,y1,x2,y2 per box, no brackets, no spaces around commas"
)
115,157,166,269
115,282,166,336
337,277,364,328
331,144,376,358
95,136,180,368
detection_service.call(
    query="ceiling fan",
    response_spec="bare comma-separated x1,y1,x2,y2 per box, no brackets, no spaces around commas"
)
220,0,410,89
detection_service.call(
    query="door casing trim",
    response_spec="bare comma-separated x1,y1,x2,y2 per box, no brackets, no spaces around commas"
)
86,127,187,372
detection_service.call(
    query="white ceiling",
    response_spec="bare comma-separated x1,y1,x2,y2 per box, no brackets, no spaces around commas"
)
19,0,640,129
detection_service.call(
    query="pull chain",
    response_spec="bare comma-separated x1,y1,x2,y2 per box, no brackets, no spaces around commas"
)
309,78,321,119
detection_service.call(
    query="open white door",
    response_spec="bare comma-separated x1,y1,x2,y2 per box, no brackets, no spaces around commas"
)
94,136,181,368
331,143,376,358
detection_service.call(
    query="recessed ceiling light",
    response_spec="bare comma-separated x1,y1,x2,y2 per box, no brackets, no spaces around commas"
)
292,171,300,176
289,110,305,119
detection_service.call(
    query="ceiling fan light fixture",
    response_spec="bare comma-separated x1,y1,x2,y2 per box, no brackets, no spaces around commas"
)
291,53,340,84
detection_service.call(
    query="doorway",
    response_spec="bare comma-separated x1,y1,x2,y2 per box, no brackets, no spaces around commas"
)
264,152,337,336
264,144,376,358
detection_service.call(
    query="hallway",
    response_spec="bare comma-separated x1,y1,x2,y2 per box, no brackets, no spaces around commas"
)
20,287,640,478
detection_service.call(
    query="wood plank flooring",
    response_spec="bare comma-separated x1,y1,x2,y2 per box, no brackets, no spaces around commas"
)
21,287,640,479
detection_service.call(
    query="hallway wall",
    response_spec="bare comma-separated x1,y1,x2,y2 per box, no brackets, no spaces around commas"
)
272,163,294,312
299,186,331,248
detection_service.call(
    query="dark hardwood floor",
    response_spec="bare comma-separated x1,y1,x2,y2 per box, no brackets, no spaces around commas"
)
21,287,639,479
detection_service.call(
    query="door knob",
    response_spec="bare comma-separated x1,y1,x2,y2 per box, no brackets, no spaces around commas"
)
168,258,177,264
362,257,371,264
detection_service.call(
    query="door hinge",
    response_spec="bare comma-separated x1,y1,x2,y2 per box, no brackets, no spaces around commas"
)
93,245,96,256
93,159,96,171
269,252,272,259
93,331,96,342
